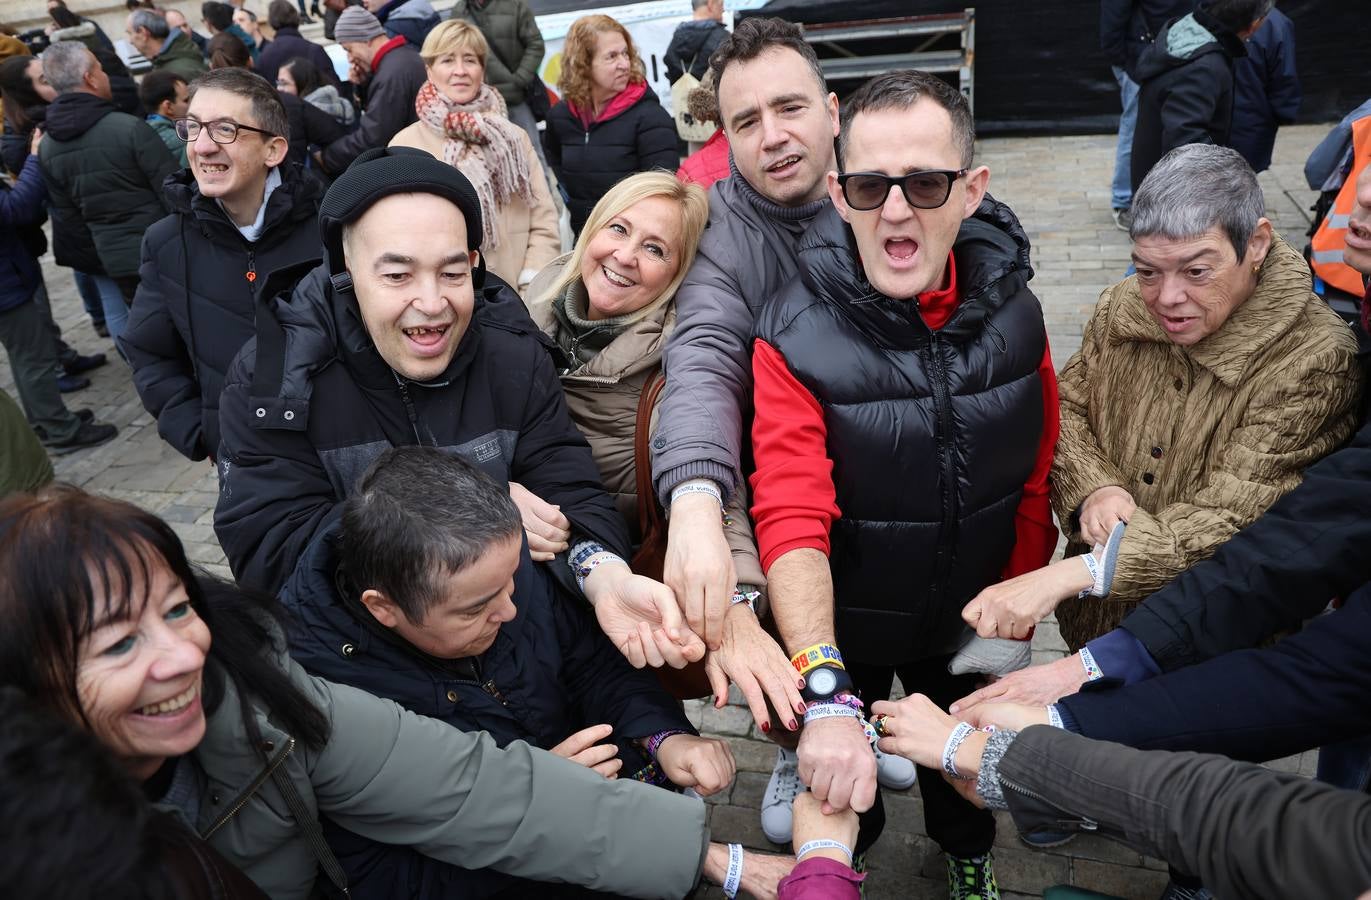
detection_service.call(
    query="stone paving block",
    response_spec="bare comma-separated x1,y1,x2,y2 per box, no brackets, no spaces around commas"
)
701,703,756,737
1070,858,1170,899
707,802,784,852
161,504,206,525
1053,832,1144,868
991,845,1073,895
729,771,768,810
724,736,783,774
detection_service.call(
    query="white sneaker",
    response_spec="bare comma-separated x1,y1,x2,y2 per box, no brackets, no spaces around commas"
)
760,747,801,843
875,746,918,790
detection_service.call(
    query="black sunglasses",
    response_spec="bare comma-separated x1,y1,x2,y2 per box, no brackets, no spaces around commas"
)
837,169,969,211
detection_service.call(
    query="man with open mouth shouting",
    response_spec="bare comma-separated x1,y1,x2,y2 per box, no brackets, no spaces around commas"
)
749,70,1060,900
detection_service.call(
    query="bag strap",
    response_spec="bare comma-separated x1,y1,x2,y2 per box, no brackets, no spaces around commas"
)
268,748,351,897
633,367,668,540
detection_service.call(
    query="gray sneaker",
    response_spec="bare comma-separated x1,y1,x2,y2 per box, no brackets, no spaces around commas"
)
1112,207,1133,231
760,747,801,844
875,745,917,790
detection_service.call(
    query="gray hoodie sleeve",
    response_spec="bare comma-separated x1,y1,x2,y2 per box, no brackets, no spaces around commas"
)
305,670,710,898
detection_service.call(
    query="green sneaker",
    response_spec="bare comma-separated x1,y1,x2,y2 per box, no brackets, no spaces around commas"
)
948,852,999,900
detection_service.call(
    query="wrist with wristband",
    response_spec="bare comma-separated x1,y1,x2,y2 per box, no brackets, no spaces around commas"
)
730,587,760,613
722,843,743,898
643,729,689,760
795,838,853,864
941,722,977,780
1079,646,1104,681
802,703,861,724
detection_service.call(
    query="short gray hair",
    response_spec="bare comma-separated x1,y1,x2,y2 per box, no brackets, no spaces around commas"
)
1129,144,1265,261
129,8,169,39
41,41,95,94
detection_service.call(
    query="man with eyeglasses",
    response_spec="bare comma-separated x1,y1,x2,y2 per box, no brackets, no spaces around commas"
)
748,69,1059,900
120,68,326,464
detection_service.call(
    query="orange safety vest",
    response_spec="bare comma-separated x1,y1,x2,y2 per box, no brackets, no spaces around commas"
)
1311,114,1371,296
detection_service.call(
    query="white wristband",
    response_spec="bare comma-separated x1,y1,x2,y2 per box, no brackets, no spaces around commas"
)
722,842,743,898
803,703,860,724
671,480,723,506
941,721,976,780
795,838,853,863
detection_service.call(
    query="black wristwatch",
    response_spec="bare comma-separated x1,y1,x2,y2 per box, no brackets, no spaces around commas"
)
800,663,854,704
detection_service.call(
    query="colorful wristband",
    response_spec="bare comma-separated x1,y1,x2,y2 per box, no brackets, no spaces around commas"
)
722,843,743,898
791,643,844,676
573,552,626,593
644,729,688,760
731,588,760,612
942,721,976,780
795,839,854,864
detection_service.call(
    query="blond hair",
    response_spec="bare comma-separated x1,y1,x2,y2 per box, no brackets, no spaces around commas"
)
557,14,645,112
542,171,709,320
420,19,488,69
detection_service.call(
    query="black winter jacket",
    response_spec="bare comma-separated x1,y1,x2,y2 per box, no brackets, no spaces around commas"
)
119,165,326,462
1229,8,1300,173
664,19,728,83
280,92,348,173
1120,415,1371,671
214,263,630,595
1130,8,1246,192
543,86,678,235
280,522,695,899
1099,0,1195,75
38,92,177,278
755,200,1046,666
255,26,340,89
320,40,426,174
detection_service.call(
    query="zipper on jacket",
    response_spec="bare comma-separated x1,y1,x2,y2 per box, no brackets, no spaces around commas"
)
394,378,429,447
999,775,1102,834
202,737,295,839
245,246,257,284
481,679,510,707
926,333,960,596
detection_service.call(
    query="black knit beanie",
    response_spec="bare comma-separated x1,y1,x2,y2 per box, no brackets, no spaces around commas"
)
318,146,486,287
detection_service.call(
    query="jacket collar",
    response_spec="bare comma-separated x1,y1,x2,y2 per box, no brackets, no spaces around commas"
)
571,80,648,128
371,35,408,72
526,253,672,382
163,162,324,243
1107,234,1313,387
43,91,117,141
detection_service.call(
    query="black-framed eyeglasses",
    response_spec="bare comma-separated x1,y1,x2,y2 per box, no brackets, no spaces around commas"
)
174,117,278,144
837,169,969,211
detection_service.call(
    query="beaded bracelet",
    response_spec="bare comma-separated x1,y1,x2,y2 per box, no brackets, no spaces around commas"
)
795,838,854,864
722,843,743,898
942,721,977,780
803,703,861,725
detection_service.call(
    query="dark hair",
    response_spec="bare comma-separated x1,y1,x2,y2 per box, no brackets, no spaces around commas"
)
188,65,289,137
0,55,47,134
201,0,234,32
139,67,185,114
340,447,522,623
710,16,826,110
0,686,172,899
838,69,975,169
282,54,326,97
207,30,250,69
268,0,299,30
1204,0,1275,34
125,0,156,10
48,4,81,29
238,7,257,21
0,487,330,753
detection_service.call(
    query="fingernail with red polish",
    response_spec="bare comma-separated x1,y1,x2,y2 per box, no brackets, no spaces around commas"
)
761,722,771,734
788,719,798,731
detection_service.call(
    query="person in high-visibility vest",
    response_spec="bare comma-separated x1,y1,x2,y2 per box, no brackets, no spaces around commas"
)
1311,114,1371,299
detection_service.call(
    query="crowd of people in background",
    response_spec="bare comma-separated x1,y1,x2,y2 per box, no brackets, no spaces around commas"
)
0,0,1369,898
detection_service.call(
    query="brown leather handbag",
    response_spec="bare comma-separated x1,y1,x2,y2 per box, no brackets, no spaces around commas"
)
630,368,711,699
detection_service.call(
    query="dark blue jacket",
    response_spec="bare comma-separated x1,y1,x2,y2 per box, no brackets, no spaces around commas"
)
1230,8,1300,173
0,155,47,312
1059,584,1371,764
279,521,695,899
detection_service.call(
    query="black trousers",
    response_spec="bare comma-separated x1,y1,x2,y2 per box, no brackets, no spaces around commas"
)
850,654,996,859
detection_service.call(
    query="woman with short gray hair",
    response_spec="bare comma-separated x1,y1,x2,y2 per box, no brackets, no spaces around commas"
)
962,143,1362,651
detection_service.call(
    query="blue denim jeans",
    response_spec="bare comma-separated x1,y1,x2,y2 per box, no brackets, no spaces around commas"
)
77,270,129,341
1112,66,1140,211
71,269,106,327
1316,734,1371,792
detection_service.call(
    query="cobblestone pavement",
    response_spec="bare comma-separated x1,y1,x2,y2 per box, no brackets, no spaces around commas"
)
2,125,1326,898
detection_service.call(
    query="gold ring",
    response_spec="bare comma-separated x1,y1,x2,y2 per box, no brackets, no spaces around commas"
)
870,713,892,737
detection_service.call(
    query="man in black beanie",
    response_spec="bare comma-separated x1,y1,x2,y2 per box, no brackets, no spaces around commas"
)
213,147,700,666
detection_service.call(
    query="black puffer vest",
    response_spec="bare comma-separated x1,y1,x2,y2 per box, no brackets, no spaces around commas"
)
755,198,1046,666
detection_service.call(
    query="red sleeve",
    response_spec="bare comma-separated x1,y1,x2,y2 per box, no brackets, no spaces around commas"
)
1000,339,1061,580
749,339,841,573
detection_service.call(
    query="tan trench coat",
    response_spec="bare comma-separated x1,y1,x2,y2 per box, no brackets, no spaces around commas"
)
1050,236,1363,649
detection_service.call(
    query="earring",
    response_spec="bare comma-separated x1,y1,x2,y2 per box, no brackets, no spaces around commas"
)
1252,264,1261,275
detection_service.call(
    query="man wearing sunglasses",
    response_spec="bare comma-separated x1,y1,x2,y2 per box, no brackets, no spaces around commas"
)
749,70,1060,900
120,68,326,465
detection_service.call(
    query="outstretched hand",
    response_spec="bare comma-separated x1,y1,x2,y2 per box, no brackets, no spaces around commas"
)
950,652,1088,715
704,601,805,733
585,563,706,669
